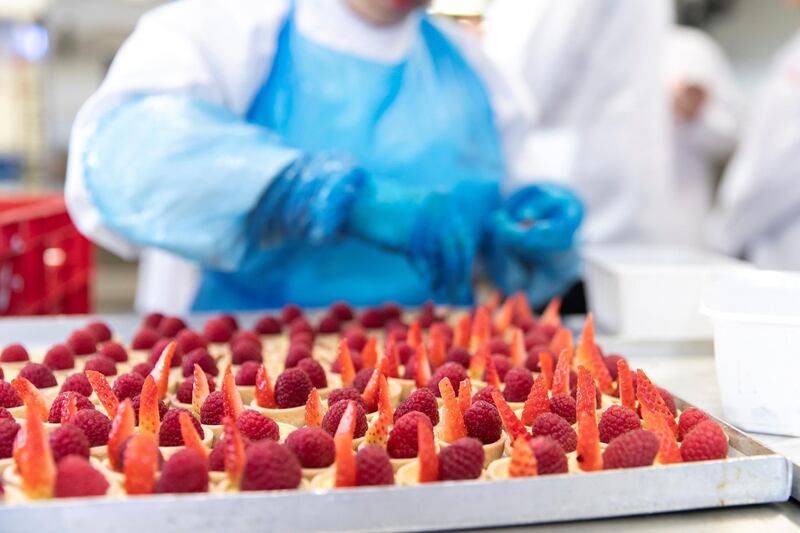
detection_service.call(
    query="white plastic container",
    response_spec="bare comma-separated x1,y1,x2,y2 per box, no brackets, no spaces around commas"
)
583,245,746,340
701,269,800,436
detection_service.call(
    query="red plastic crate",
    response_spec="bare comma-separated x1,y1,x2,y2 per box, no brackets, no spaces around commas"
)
0,195,92,315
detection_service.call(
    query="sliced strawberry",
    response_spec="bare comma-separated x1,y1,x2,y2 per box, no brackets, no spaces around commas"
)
334,401,357,488
148,340,176,400
540,298,561,328
485,291,502,312
429,330,447,369
361,360,385,412
521,374,550,426
60,392,79,424
493,297,514,334
439,377,467,443
453,315,471,349
305,388,323,428
539,351,554,390
222,365,244,420
509,436,537,478
484,351,501,388
457,379,472,415
361,336,378,370
414,344,431,388
407,320,423,349
417,419,438,484
617,359,635,410
576,412,602,472
550,349,572,395
336,340,356,387
222,415,246,488
86,369,119,419
470,306,491,352
255,364,277,409
138,375,161,436
641,404,682,464
575,366,596,421
548,327,573,358
192,364,211,419
123,434,159,495
513,292,534,323
108,398,136,472
636,370,678,435
13,397,55,499
385,334,400,379
490,389,528,441
179,410,208,459
510,328,526,368
10,377,47,421
365,375,391,446
576,315,614,395
468,345,488,381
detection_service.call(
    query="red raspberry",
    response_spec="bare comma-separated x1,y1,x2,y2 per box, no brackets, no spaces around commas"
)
232,330,260,347
208,439,226,471
69,409,111,447
83,355,117,376
182,348,218,378
281,304,303,325
382,302,403,321
525,329,550,350
0,367,2,381
86,321,113,343
0,420,21,459
678,407,710,441
231,340,263,366
60,373,92,397
548,394,577,425
242,440,301,491
355,444,394,486
332,350,363,374
322,400,368,438
235,361,260,386
200,391,225,425
254,315,282,335
142,312,164,329
50,423,91,462
387,411,431,459
0,381,22,408
681,420,728,462
0,407,12,423
175,329,207,355
98,342,128,363
439,437,484,481
159,408,204,447
346,329,368,352
237,409,279,442
112,372,145,401
525,350,545,372
43,344,75,371
67,329,96,356
330,302,355,321
472,385,500,407
352,368,375,393
658,387,677,417
130,394,168,425
48,392,95,423
291,333,314,350
0,343,28,363
487,355,511,382
418,301,438,327
532,413,577,452
159,316,187,338
604,354,625,381
275,368,313,409
289,318,314,338
54,456,109,498
297,358,327,389
220,314,239,332
19,362,57,389
502,367,534,403
395,342,415,365
526,436,568,474
131,362,154,378
148,339,183,368
176,373,216,404
598,405,641,443
463,400,502,444
317,315,341,334
360,307,386,329
327,387,368,412
394,388,440,426
284,345,311,369
428,362,467,398
446,347,471,368
203,317,233,343
284,427,335,469
131,328,160,350
156,448,209,493
602,429,660,469
487,337,510,357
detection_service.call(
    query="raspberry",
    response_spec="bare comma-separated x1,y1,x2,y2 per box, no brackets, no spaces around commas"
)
419,301,438,327
98,342,128,363
446,347,471,368
352,368,375,393
237,409,279,442
396,342,415,365
86,321,113,343
317,315,341,334
281,304,303,325
159,408,204,447
83,355,117,377
488,355,511,382
69,409,111,447
322,400,368,438
0,343,28,363
0,367,2,381
0,420,21,459
43,344,75,371
60,373,93,397
231,340,263,366
548,394,577,425
131,328,160,350
235,361,261,386
346,329,368,352
439,437,484,481
254,315,282,335
502,367,534,403
156,448,209,493
387,412,431,459
604,354,625,381
274,368,313,409
472,386,500,407
658,387,677,417
0,407,12,423
327,387,368,412
525,351,543,372
598,405,641,443
142,312,164,329
48,392,95,423
0,381,22,408
54,456,109,498
355,444,394,486
284,345,311,369
182,348,218,378
602,429,659,469
220,314,239,332
67,329,97,356
681,420,728,462
678,407,710,441
428,362,467,398
242,440,301,491
19,362,57,389
208,439,226,471
525,329,550,350
531,413,577,452
289,318,314,338
232,330,261,347
487,337,510,357
131,362,154,378
159,316,187,338
50,423,91,462
360,307,386,329
111,372,144,401
176,373,216,404
393,388,440,426
290,334,313,350
131,394,168,425
148,339,183,368
330,302,355,321
200,391,225,425
527,436,568,474
175,329,207,355
284,427,335,469
297,358,327,389
382,302,403,320
203,317,233,343
463,400,502,444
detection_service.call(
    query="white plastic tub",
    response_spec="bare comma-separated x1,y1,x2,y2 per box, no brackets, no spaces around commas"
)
583,245,746,340
701,269,800,436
